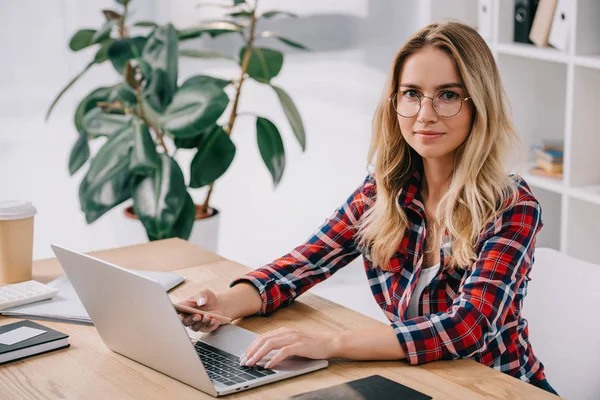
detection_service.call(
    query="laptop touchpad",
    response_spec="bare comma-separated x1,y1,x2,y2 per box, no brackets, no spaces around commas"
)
199,324,258,357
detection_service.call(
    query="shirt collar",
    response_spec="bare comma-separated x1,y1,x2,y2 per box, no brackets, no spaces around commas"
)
397,169,424,212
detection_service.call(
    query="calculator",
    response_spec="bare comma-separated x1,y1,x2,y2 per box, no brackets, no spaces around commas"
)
0,280,59,311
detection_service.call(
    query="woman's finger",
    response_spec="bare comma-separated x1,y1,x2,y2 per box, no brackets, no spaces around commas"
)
244,335,295,367
181,314,196,327
205,318,220,332
242,328,290,363
264,344,301,369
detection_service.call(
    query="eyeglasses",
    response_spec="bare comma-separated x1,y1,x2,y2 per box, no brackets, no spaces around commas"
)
390,90,471,118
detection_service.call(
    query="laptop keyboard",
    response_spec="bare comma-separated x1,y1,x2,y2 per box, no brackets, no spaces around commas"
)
194,341,276,387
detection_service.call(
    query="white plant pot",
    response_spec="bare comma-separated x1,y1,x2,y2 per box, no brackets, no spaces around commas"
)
120,205,220,254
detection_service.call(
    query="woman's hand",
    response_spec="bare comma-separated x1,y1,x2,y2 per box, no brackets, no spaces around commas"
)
178,289,226,333
239,328,337,369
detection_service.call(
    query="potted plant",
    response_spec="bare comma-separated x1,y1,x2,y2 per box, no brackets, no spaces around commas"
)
45,0,308,247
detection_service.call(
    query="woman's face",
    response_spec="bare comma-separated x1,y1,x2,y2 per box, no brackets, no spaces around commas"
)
396,47,474,161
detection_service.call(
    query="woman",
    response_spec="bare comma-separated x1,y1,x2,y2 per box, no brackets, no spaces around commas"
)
178,21,558,395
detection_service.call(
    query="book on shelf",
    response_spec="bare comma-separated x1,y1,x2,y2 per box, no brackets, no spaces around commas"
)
529,0,558,47
0,320,69,364
532,145,563,163
536,157,563,173
529,166,563,180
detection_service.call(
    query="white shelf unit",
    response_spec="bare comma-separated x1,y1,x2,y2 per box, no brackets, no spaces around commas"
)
475,0,600,265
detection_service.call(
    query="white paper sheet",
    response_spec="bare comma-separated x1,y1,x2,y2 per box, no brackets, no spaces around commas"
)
0,326,47,345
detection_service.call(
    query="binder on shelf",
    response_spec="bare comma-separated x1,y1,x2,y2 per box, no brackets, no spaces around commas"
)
514,0,539,44
529,0,558,47
548,0,570,51
477,0,493,42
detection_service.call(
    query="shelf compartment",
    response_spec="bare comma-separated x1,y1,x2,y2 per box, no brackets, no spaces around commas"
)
568,65,600,187
529,187,562,251
496,53,567,167
565,197,600,265
575,0,600,57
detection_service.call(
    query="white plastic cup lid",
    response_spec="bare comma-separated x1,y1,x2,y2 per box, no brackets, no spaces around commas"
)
0,200,37,221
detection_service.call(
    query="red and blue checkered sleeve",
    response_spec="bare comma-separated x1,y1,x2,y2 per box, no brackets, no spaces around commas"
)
391,198,542,365
230,175,375,316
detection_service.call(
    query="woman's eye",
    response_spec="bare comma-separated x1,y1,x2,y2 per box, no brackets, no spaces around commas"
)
439,91,459,100
402,90,419,98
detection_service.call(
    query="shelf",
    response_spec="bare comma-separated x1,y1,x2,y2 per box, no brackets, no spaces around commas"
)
569,185,600,206
522,167,565,195
574,55,600,70
496,43,570,64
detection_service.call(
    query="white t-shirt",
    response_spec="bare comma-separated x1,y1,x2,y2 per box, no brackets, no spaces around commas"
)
406,264,441,319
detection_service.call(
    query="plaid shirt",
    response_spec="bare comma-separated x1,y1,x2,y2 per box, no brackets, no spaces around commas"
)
231,172,546,384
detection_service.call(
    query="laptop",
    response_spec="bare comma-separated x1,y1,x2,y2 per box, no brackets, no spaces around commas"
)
50,245,328,397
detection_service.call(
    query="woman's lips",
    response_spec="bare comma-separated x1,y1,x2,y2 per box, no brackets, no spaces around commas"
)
415,131,444,140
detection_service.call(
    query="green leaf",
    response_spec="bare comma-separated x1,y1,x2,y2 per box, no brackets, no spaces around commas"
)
256,117,285,187
136,58,152,79
45,61,94,121
179,49,236,61
79,125,135,223
271,85,306,151
94,40,113,63
234,0,246,5
174,124,214,149
261,31,309,50
142,69,170,112
141,100,163,131
165,191,196,240
240,47,283,83
69,29,97,51
182,75,231,90
134,21,159,28
69,134,91,176
162,82,229,138
260,10,298,19
91,20,114,44
113,84,137,105
107,36,147,74
132,153,187,238
74,86,114,134
130,119,159,174
82,108,132,138
177,21,242,40
228,10,253,18
190,126,236,188
143,24,178,103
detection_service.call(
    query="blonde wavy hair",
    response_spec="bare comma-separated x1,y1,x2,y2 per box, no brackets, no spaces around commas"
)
356,21,521,270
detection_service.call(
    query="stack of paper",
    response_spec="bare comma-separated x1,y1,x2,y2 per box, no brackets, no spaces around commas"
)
1,270,185,324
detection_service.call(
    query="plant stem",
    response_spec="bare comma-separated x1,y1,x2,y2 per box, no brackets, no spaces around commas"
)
201,0,259,215
135,85,169,154
119,2,129,38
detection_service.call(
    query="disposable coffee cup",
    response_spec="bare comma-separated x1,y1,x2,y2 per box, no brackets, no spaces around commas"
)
0,200,37,283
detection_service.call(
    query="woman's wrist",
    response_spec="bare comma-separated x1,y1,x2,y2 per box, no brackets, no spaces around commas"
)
328,331,345,359
220,282,263,320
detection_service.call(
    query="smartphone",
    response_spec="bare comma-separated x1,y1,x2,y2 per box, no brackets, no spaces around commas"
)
173,302,232,324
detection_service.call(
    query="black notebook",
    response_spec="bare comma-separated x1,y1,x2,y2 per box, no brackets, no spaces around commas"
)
0,320,69,364
288,374,432,400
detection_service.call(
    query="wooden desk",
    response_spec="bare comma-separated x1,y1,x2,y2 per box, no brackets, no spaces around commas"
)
0,239,557,399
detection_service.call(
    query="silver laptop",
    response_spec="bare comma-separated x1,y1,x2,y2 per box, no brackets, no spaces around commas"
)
50,245,328,397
